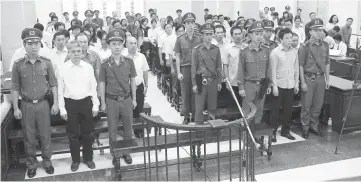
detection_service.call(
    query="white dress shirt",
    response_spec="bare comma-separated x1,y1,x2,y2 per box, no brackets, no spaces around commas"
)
97,47,111,63
333,41,347,56
64,20,71,30
292,26,306,43
123,51,150,86
158,33,177,58
57,60,99,115
50,47,68,78
224,42,244,86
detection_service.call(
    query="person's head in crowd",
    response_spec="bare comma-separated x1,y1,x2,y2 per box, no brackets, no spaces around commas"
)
75,32,90,51
284,18,293,29
285,5,291,12
51,16,59,23
176,9,182,17
333,34,342,44
70,24,81,37
237,16,245,24
141,18,149,28
110,18,115,25
126,36,138,52
54,22,65,31
135,13,142,20
297,8,302,16
259,11,266,20
214,25,226,41
264,7,269,14
49,12,56,18
294,16,302,28
230,25,243,43
53,31,67,50
127,16,135,26
248,21,264,44
120,19,127,27
166,16,174,26
291,33,299,48
330,26,340,34
112,11,118,18
183,13,196,33
165,23,173,35
67,40,82,61
63,12,70,21
84,10,94,23
218,15,225,23
151,19,157,28
151,13,158,20
125,11,130,17
106,30,125,55
270,7,275,13
153,8,158,14
346,18,353,27
200,23,214,44
205,14,213,24
97,30,108,48
271,12,279,20
263,21,274,41
213,21,222,26
175,24,185,36
328,15,339,25
278,18,285,27
308,18,324,41
71,19,78,26
22,28,42,56
73,11,79,19
274,27,282,42
160,18,166,29
125,31,132,38
204,8,209,15
309,12,316,20
83,23,97,43
112,19,122,29
212,15,218,22
106,16,112,26
282,11,289,19
134,20,141,28
94,10,100,18
278,28,293,48
148,9,154,15
34,23,44,32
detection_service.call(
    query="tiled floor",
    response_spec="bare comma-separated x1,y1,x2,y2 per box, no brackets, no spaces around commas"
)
5,73,361,181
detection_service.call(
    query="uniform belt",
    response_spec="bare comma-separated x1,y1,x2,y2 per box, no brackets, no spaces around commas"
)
21,96,46,104
180,63,191,67
245,80,261,85
305,72,324,76
105,93,130,102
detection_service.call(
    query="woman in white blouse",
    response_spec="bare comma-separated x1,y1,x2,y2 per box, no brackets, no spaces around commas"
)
326,15,339,31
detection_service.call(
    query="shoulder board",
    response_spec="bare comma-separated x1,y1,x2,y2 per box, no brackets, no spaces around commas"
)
14,57,26,63
177,33,185,38
261,44,269,49
211,44,219,48
194,44,202,49
39,56,51,61
124,56,132,61
101,57,111,65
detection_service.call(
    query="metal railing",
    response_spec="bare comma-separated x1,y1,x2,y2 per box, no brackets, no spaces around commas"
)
138,102,257,181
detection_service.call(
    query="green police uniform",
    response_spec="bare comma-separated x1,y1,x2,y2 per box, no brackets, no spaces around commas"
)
99,30,137,163
192,23,222,124
299,18,329,137
174,12,203,123
11,28,57,172
238,21,271,126
263,20,278,51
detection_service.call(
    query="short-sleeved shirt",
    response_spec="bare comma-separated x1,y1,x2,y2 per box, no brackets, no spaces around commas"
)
123,50,150,86
159,34,177,55
99,56,137,96
11,55,57,100
224,42,248,86
174,33,203,66
127,25,143,40
298,40,330,74
66,49,102,79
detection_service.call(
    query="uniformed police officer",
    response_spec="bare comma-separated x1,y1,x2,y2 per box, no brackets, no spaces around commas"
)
11,28,58,178
299,18,330,139
99,29,137,165
238,21,272,129
191,23,223,124
71,11,82,26
262,20,278,51
242,18,256,44
174,13,203,124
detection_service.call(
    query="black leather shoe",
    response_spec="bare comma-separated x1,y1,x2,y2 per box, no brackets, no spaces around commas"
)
281,132,296,140
71,162,80,172
123,154,133,164
27,169,37,178
302,130,309,139
182,118,190,125
44,165,54,174
84,161,96,169
271,131,277,143
310,128,324,137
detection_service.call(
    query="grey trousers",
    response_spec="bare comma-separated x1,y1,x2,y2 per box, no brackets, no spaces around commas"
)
180,66,195,119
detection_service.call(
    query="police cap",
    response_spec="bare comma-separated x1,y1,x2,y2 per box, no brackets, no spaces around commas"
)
73,11,79,16
200,23,215,33
85,10,94,16
106,29,125,43
285,5,290,10
244,18,256,28
182,13,196,23
176,9,182,13
309,18,324,29
248,21,264,33
127,15,135,21
21,28,43,42
264,20,274,30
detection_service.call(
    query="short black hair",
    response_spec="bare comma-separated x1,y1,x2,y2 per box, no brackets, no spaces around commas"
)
333,34,342,41
54,22,65,30
63,12,69,16
347,17,354,21
97,30,107,40
148,8,154,13
141,18,148,25
264,7,269,10
230,26,242,35
75,32,90,42
112,19,121,27
120,19,127,25
34,23,44,32
175,24,185,32
204,8,209,11
218,14,224,18
53,30,67,40
278,28,293,40
333,26,340,32
51,16,58,21
285,18,293,24
94,10,100,13
151,13,157,17
270,7,275,11
322,29,328,36
272,12,279,17
294,16,302,22
135,13,141,16
309,12,316,16
237,16,244,20
125,11,130,15
212,15,218,19
106,16,111,20
205,14,213,21
151,19,157,24
329,15,338,23
214,25,226,33
297,8,302,11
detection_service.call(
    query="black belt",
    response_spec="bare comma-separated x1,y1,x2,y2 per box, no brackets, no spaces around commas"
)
180,63,191,67
21,96,46,104
305,72,324,76
245,80,262,85
105,93,130,102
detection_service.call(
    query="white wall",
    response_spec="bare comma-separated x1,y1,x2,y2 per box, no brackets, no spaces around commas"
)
145,0,191,19
259,0,297,16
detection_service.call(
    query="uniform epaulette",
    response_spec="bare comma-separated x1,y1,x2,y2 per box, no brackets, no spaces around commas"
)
14,57,25,63
194,44,202,49
211,44,219,48
101,57,111,65
177,33,185,38
39,56,51,61
261,44,269,49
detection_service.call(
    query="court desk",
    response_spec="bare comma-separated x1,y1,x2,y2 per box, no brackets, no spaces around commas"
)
325,75,361,134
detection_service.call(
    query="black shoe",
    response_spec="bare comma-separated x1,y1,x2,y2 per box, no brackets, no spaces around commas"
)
182,118,190,125
27,169,37,178
302,130,309,139
123,154,133,164
84,161,96,169
134,129,143,138
281,132,296,140
44,165,54,174
112,158,117,167
71,162,80,172
310,128,324,137
190,117,195,123
271,131,277,143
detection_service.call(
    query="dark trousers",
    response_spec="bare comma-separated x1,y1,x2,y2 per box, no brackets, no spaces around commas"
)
65,97,95,163
270,87,294,132
231,86,243,106
133,83,145,118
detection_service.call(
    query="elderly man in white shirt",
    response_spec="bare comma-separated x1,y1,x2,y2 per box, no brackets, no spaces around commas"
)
123,37,149,138
57,40,99,172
